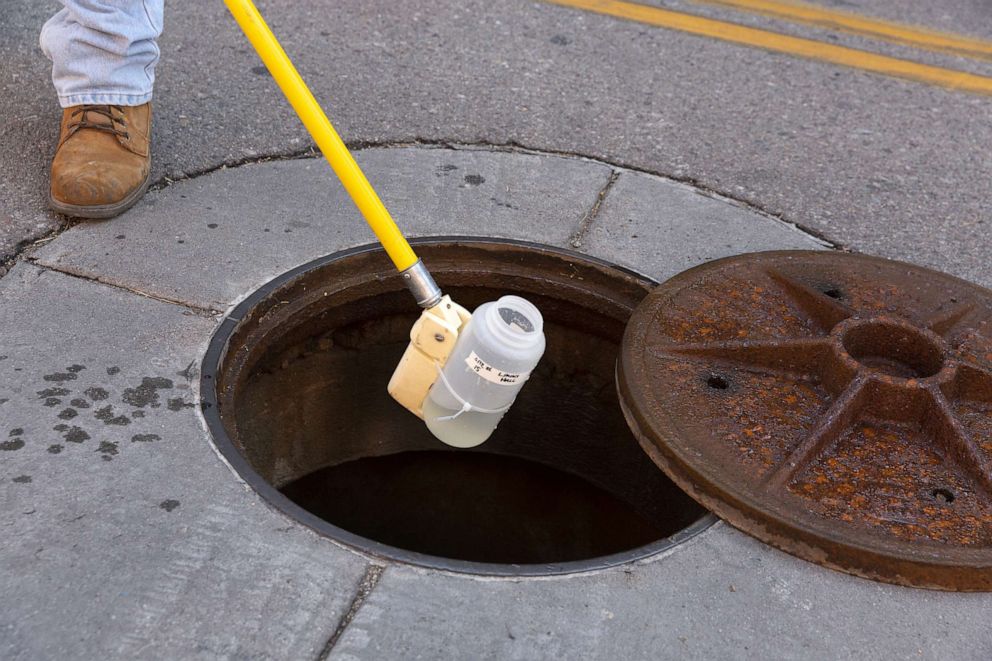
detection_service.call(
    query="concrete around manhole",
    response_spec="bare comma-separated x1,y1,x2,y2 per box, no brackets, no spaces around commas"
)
5,145,990,659
202,239,711,573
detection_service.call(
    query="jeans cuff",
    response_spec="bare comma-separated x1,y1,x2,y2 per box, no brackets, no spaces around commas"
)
58,91,153,108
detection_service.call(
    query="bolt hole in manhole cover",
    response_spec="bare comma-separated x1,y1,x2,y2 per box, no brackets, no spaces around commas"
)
619,251,992,590
201,239,712,575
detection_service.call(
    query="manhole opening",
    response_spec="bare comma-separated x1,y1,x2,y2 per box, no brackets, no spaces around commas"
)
203,239,711,574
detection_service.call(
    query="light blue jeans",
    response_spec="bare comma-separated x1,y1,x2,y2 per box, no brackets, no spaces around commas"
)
40,1,164,108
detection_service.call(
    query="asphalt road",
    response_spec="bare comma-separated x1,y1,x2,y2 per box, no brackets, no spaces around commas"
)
2,0,991,283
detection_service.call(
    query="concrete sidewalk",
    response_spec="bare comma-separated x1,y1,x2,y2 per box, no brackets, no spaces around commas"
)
2,145,990,660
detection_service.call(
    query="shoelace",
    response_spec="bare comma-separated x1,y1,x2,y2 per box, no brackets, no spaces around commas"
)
67,104,129,139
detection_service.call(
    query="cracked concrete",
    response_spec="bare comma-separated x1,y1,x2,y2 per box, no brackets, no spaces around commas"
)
569,169,621,249
318,565,385,660
28,260,223,316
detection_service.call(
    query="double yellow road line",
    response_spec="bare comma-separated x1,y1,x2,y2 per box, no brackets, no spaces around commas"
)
545,0,992,96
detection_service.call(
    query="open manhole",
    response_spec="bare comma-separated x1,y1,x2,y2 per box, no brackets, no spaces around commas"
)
202,238,713,575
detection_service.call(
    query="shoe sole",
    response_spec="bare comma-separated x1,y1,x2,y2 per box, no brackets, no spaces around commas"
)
49,167,152,220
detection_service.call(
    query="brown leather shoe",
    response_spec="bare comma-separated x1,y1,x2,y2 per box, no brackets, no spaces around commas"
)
50,103,152,219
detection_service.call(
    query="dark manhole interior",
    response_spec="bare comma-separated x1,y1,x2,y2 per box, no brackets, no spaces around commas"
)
203,239,710,572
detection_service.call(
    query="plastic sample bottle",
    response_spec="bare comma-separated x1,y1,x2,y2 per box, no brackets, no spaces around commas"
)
423,295,546,448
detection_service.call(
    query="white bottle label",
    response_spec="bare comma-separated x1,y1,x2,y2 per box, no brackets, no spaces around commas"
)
464,351,529,385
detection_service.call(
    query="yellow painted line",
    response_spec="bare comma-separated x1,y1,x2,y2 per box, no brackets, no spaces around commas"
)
691,0,992,62
543,0,992,96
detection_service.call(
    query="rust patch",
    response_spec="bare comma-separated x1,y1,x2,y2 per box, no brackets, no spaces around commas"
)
620,251,992,591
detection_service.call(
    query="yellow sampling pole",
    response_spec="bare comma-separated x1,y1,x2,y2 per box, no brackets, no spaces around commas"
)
223,0,441,307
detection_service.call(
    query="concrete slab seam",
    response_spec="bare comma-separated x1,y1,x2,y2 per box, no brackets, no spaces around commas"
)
317,564,386,660
27,259,223,317
570,169,622,249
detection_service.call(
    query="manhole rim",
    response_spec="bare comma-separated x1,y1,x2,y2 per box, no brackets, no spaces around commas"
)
618,249,992,590
200,236,717,577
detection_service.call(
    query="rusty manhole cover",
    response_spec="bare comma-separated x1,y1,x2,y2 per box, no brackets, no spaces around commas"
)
618,251,992,590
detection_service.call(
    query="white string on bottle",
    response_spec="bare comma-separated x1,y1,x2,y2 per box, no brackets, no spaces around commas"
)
432,362,512,421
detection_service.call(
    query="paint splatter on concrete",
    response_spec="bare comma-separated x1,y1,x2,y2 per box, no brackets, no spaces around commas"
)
83,387,109,401
38,387,70,397
97,441,119,461
122,377,174,408
167,398,195,412
43,371,78,383
94,405,130,426
177,362,197,382
64,427,90,444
